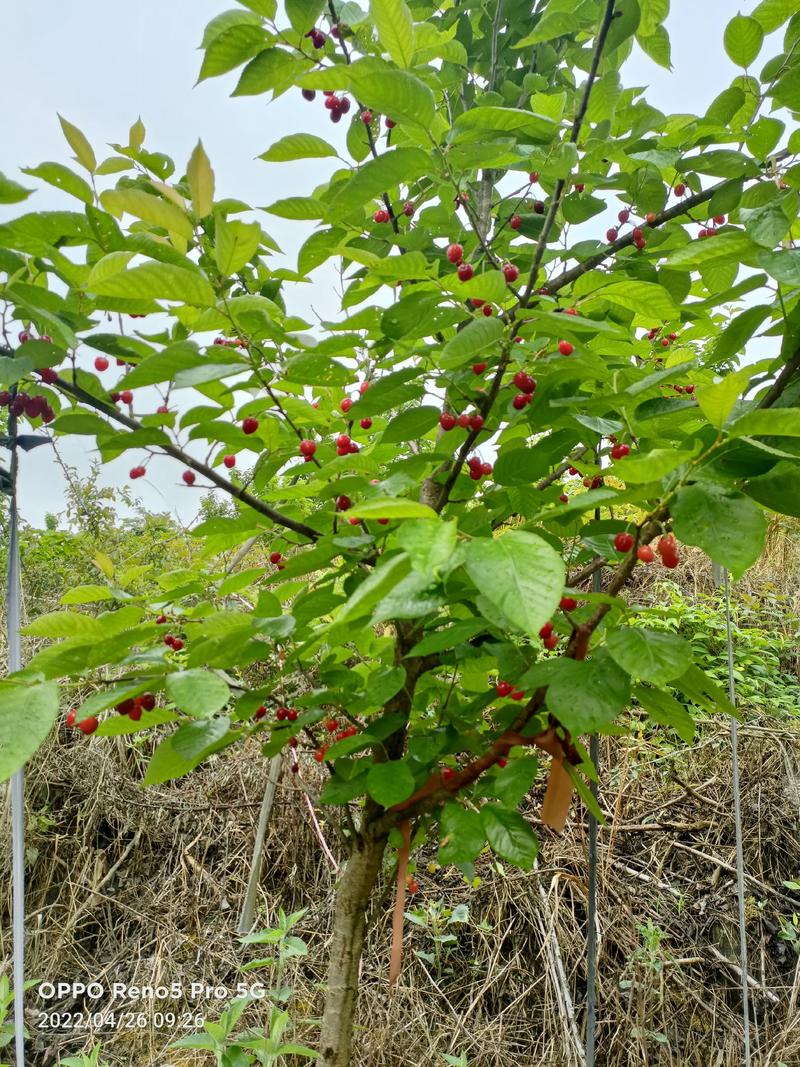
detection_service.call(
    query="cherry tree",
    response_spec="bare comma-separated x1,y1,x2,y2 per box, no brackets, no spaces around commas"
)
2,0,800,1062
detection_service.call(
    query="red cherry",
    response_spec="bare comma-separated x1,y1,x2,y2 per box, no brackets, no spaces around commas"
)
480,462,492,476
40,367,58,384
182,470,196,486
442,767,455,781
66,708,77,727
560,597,578,611
358,381,370,395
482,305,492,316
242,417,259,434
543,633,559,650
559,493,569,503
558,340,574,356
302,88,315,101
314,747,327,763
456,413,471,428
156,405,170,414
403,201,414,217
471,299,485,308
512,393,528,410
509,214,522,230
533,200,545,214
223,454,236,469
141,693,156,711
632,227,644,241
129,466,145,480
439,412,456,431
340,397,353,413
470,414,485,431
385,117,396,128
120,390,133,405
373,208,390,224
496,681,513,697
335,495,351,511
447,243,464,264
359,416,373,429
361,109,373,123
645,212,657,225
510,690,525,701
618,209,630,223
529,171,539,183
713,215,726,225
78,716,99,735
269,551,282,564
288,709,298,721
503,263,519,282
472,362,487,375
18,330,30,343
637,545,655,563
497,757,509,769
606,228,619,242
613,532,635,553
155,614,167,624
574,182,585,193
674,183,686,197
171,638,184,651
457,262,474,281
94,356,109,372
685,384,695,394
407,878,419,895
299,439,316,456
539,621,554,639
336,434,351,450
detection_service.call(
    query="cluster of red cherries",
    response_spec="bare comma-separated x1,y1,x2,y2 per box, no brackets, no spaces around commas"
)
66,691,157,735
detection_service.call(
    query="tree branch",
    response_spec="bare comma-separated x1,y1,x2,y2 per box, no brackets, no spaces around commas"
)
757,344,800,409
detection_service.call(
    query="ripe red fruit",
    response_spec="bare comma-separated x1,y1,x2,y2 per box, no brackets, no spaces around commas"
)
141,693,156,711
325,719,339,733
632,227,644,241
385,117,396,128
447,243,464,264
533,200,545,214
336,434,351,450
94,356,109,372
470,414,485,431
120,390,133,405
403,201,414,217
299,439,316,456
529,170,539,183
512,393,528,410
645,212,657,225
408,878,419,895
481,462,492,476
269,551,282,564
456,413,471,428
359,416,373,429
685,384,695,394
457,262,474,281
674,182,686,196
40,367,58,384
618,209,630,223
182,470,196,486
509,214,522,230
335,495,351,511
439,412,456,431
657,534,679,568
498,757,508,768
481,305,492,317
358,381,370,395
155,614,167,624
633,233,647,250
129,466,145,480
373,208,390,224
242,417,259,435
171,638,184,651
539,621,554,639
66,708,77,727
340,397,353,414
78,716,99,735
361,109,373,123
472,362,487,375
510,690,525,701
558,340,574,356
559,493,569,503
560,597,578,611
288,709,298,721
574,182,585,193
348,440,359,454
610,443,631,459
442,767,455,781
302,88,316,101
606,228,619,242
18,330,30,343
543,633,559,650
496,681,513,697
503,262,519,282
223,454,236,469
514,370,536,394
637,545,655,563
314,747,327,763
713,215,726,225
614,531,635,553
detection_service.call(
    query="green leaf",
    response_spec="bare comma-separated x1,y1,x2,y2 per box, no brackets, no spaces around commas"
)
370,0,414,68
464,531,564,637
730,408,800,438
710,306,771,366
60,585,114,605
585,280,676,321
215,218,262,274
165,669,231,718
346,498,437,520
665,231,759,270
757,250,800,286
382,406,440,443
187,141,215,218
285,0,325,34
142,732,229,785
636,27,672,69
675,663,736,717
264,196,325,220
746,117,784,160
606,628,690,685
172,716,231,760
0,681,60,782
396,519,457,578
439,316,503,369
198,23,265,81
543,652,631,734
0,172,33,204
744,461,800,518
327,148,431,217
671,482,767,579
454,106,557,144
22,611,105,639
723,15,764,67
752,0,796,32
58,114,96,172
611,449,694,483
439,803,485,864
741,198,794,247
639,0,670,36
233,48,309,97
366,761,415,806
481,805,538,870
259,133,337,162
634,685,695,743
100,188,193,239
118,342,209,388
20,162,93,205
347,59,435,129
696,366,759,428
88,261,215,307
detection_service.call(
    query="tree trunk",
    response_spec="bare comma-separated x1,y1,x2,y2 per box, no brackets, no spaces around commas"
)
317,829,388,1066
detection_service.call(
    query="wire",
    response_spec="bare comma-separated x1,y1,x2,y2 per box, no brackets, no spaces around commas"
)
723,568,752,1065
6,394,26,1067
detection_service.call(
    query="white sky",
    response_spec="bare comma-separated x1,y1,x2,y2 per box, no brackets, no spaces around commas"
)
1,1,745,528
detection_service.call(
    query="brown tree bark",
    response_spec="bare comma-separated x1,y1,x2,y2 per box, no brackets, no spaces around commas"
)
317,828,388,1066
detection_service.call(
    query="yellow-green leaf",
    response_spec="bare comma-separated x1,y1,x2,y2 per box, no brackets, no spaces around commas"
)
58,115,96,172
215,218,262,274
187,141,215,218
370,0,415,69
100,188,194,240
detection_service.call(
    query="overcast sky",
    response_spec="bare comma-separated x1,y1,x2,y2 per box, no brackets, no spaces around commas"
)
1,2,748,528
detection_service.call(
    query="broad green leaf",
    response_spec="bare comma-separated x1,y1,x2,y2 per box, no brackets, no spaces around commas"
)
396,519,458,578
606,627,690,685
439,316,503,369
636,27,672,69
639,0,669,37
744,461,800,518
665,231,760,269
729,408,800,438
723,15,764,67
58,114,96,172
348,59,435,129
710,306,771,366
464,531,564,637
215,218,262,274
327,148,431,216
233,48,309,97
543,652,631,734
285,0,326,34
86,250,136,288
370,0,414,68
333,553,412,628
611,449,694,483
187,141,215,218
746,117,784,160
88,261,215,306
0,172,33,204
0,681,60,781
585,280,676,320
752,0,796,32
142,732,231,785
165,669,231,717
118,342,209,388
346,498,437,520
366,761,415,806
264,196,325,220
481,805,538,870
100,188,193,239
438,803,485,864
198,23,265,81
381,406,441,443
22,611,105,639
259,133,337,162
671,482,767,579
696,366,759,428
634,684,695,743
172,716,231,760
60,585,115,605
454,106,557,144
20,162,93,205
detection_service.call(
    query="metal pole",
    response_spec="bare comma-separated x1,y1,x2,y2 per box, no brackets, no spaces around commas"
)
585,571,601,1067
